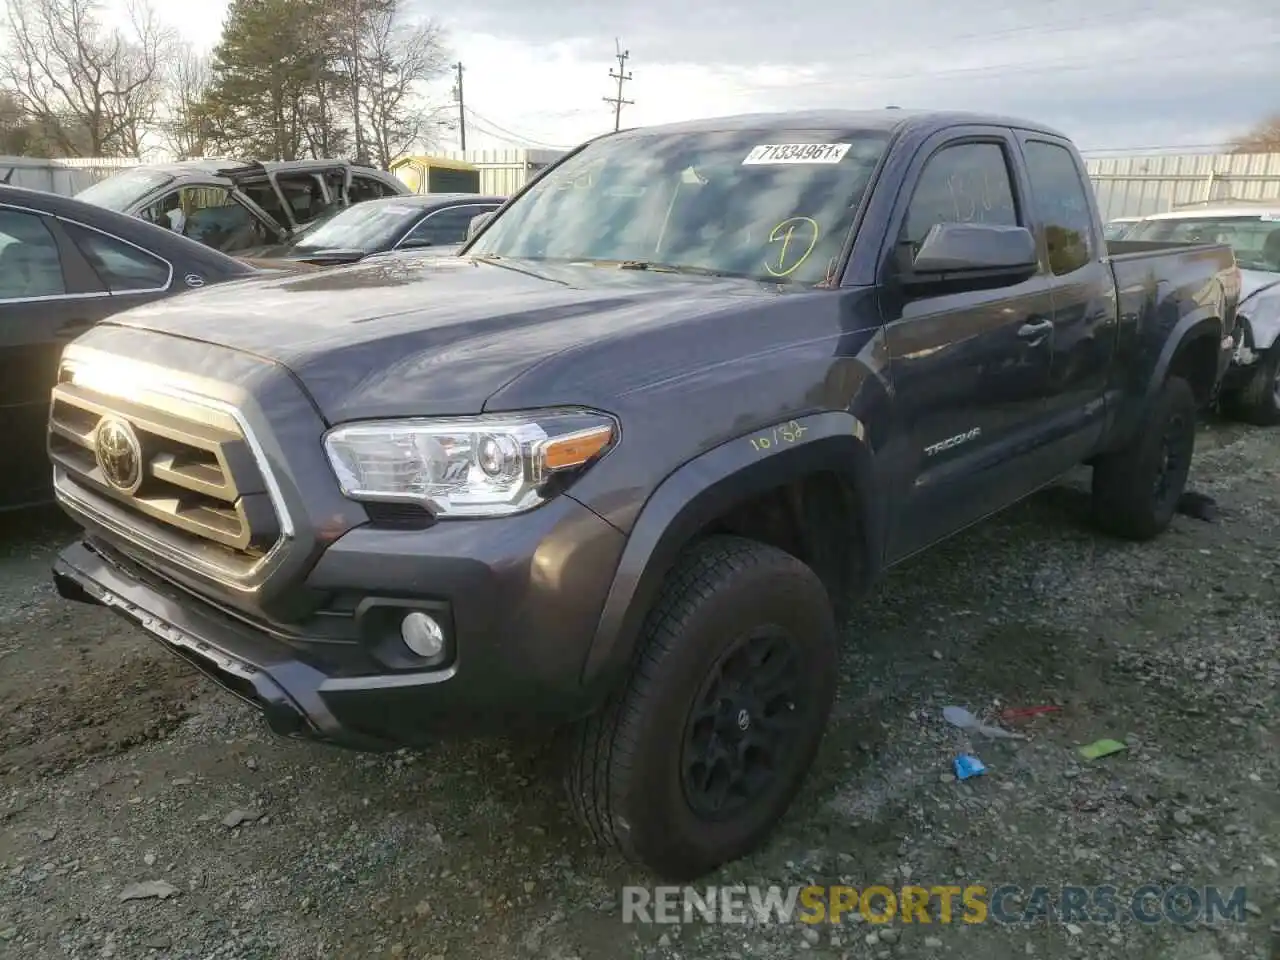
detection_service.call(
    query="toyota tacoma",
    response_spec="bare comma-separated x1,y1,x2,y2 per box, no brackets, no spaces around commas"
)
49,110,1239,881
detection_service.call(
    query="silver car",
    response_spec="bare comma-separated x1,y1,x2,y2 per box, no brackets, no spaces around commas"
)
1123,202,1280,425
74,159,410,258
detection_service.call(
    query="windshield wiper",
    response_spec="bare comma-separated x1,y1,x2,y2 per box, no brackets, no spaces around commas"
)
591,259,749,279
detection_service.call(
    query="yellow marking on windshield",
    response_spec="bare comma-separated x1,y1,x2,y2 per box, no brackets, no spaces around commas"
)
764,217,820,277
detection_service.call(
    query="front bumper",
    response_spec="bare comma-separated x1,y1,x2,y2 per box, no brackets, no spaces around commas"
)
53,494,627,751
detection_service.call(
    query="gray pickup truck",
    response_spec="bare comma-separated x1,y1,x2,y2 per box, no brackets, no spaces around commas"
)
49,109,1239,881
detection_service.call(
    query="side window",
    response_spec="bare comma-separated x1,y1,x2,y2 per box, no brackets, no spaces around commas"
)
1022,140,1095,275
348,176,384,204
274,173,329,225
903,142,1019,254
405,206,489,246
183,194,274,253
0,209,66,299
63,223,170,292
141,185,239,240
240,180,287,225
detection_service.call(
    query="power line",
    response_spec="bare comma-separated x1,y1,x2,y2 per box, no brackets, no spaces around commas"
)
603,39,633,133
451,62,466,151
463,107,576,151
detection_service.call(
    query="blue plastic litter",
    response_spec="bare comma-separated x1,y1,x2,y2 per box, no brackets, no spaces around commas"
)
953,754,987,780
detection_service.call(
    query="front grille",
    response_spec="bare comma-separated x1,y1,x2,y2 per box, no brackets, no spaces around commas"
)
48,368,283,580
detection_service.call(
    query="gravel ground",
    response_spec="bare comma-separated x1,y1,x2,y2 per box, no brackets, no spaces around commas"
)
0,417,1277,960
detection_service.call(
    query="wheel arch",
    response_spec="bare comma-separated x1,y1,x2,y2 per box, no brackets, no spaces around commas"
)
577,410,884,694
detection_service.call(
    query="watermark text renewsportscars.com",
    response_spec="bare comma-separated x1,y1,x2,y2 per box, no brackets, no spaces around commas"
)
621,884,1252,926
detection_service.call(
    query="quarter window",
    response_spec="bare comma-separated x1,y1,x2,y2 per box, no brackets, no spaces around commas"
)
1023,140,1094,275
64,223,169,292
903,142,1019,254
0,209,66,299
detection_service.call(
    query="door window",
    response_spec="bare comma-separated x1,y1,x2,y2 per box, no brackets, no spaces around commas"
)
404,205,496,246
140,185,230,236
274,173,331,226
1022,140,1095,275
348,175,387,204
176,192,275,254
903,142,1019,255
63,223,170,293
0,209,67,299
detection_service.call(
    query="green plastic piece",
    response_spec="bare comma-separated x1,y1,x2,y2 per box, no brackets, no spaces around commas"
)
1078,739,1127,760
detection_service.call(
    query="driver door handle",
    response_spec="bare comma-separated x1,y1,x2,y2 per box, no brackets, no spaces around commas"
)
1017,317,1054,345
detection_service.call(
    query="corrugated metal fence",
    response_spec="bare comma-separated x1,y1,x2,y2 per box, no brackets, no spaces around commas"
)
434,148,565,196
1085,152,1280,221
0,156,140,195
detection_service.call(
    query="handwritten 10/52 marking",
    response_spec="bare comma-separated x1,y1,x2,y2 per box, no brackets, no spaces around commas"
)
750,420,808,451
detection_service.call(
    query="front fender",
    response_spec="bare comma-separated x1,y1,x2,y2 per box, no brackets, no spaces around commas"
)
576,409,881,692
1240,295,1280,354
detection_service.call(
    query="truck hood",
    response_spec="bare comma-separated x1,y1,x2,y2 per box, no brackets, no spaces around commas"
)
102,254,778,423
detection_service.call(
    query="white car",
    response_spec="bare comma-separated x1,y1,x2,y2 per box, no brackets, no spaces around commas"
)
1122,202,1280,425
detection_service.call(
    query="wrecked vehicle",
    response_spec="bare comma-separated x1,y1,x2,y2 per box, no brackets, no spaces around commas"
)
1124,202,1280,424
49,109,1239,881
74,159,410,258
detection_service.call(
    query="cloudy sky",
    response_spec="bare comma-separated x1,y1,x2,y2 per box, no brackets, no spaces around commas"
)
147,0,1276,155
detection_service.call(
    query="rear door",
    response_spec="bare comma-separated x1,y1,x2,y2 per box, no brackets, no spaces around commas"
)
1015,134,1116,466
0,205,113,507
880,128,1058,560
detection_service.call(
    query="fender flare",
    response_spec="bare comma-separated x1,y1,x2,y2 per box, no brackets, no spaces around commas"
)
577,410,882,691
1145,306,1222,398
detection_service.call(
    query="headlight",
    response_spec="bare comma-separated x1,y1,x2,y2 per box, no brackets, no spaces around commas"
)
322,408,618,518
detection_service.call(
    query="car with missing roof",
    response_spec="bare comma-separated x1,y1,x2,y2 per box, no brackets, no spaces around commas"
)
1124,201,1280,424
241,193,506,267
73,159,411,258
50,108,1239,880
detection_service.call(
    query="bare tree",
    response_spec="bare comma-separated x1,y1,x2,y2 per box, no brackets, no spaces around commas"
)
359,5,449,169
160,45,212,159
1232,114,1280,154
1,0,176,157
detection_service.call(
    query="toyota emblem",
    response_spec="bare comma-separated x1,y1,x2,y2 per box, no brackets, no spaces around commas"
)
94,418,144,493
184,274,205,288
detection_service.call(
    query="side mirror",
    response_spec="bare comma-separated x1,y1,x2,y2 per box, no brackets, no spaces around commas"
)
400,236,434,249
467,211,494,240
909,222,1039,277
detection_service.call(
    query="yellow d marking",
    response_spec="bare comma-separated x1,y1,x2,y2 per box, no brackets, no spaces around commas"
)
764,217,820,277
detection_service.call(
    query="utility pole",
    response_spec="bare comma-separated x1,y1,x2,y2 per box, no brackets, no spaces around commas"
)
452,62,466,151
602,39,633,133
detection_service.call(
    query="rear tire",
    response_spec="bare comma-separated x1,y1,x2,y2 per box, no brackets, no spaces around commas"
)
1091,375,1197,541
1221,346,1280,426
563,535,838,881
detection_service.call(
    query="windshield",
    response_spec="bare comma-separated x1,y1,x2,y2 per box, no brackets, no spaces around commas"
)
467,127,893,284
1127,215,1280,272
75,169,175,212
287,201,422,252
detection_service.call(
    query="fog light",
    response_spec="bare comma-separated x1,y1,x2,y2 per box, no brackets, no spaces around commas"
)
400,612,445,659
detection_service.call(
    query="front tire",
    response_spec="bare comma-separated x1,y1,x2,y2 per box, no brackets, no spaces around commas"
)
564,535,838,881
1091,375,1197,541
